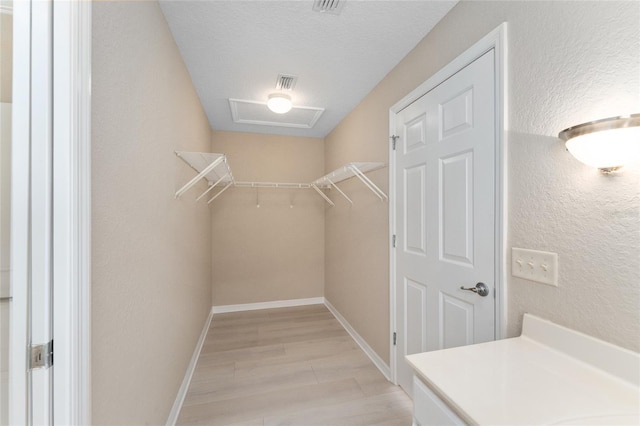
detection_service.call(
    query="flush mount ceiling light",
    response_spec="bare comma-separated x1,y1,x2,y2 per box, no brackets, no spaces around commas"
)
267,93,293,114
558,113,640,173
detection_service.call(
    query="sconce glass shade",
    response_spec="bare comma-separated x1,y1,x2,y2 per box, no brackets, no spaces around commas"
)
559,114,640,173
267,93,292,114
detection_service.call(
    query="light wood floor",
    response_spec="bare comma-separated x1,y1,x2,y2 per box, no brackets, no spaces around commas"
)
176,304,413,426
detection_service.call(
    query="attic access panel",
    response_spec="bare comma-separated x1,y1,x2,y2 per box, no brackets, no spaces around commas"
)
229,99,324,129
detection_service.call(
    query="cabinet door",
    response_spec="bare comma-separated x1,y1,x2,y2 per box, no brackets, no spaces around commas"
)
413,376,465,426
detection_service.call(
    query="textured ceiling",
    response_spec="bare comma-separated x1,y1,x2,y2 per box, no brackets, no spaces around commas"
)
160,0,458,138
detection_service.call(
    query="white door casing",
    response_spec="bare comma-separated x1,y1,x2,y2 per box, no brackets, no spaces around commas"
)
52,0,93,423
10,0,55,422
10,0,56,422
10,0,92,424
29,1,55,422
10,0,30,422
389,24,507,395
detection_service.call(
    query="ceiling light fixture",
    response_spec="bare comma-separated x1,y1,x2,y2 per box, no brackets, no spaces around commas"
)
267,93,292,114
558,113,640,173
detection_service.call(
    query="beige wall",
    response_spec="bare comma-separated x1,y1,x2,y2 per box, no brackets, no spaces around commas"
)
92,2,212,424
210,131,325,306
324,134,389,363
325,0,640,365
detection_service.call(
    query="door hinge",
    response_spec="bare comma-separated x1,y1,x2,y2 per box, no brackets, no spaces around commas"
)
29,340,53,370
392,234,396,248
390,135,399,150
393,332,397,346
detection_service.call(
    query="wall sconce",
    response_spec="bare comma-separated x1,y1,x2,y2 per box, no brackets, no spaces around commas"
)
267,93,292,114
559,113,639,173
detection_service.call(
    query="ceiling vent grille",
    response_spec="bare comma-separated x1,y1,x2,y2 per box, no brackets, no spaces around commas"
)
312,0,345,15
275,74,298,91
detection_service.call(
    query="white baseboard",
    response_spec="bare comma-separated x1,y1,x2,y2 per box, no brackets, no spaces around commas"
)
212,297,325,314
324,298,391,380
166,306,215,426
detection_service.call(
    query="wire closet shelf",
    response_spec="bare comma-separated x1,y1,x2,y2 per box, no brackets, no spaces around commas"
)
175,151,387,205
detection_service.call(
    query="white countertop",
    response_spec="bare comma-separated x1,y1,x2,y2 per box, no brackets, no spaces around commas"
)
406,314,640,425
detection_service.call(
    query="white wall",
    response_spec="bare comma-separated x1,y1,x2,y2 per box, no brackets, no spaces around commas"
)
92,2,212,424
325,0,640,366
496,2,639,346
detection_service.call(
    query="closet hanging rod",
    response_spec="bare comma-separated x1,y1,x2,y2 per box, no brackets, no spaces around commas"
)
234,181,327,189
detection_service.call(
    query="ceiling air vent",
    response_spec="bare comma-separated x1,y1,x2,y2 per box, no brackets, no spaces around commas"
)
275,74,298,91
312,0,346,15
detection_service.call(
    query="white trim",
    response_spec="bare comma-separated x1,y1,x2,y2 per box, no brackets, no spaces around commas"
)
51,0,92,424
494,24,509,341
212,297,325,314
388,23,508,383
390,24,507,113
9,1,31,423
324,299,391,381
228,98,325,129
166,307,215,426
388,112,397,383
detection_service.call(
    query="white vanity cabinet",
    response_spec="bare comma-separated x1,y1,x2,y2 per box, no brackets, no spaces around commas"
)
412,376,464,426
406,314,640,426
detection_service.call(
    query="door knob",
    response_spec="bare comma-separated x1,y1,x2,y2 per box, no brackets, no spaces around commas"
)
460,282,489,297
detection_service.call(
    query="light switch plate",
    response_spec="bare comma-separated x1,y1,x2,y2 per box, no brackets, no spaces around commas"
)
511,247,558,286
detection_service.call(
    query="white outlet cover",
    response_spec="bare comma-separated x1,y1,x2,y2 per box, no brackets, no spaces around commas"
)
511,247,558,287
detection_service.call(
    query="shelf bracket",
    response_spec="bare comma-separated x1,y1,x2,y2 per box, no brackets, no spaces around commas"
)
196,173,229,202
349,164,388,201
311,184,335,206
175,155,225,199
207,181,233,204
327,178,353,205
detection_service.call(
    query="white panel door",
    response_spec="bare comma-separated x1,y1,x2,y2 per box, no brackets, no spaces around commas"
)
394,50,496,395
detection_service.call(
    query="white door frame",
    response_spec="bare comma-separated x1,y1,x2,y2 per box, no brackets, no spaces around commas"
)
10,0,92,424
51,1,92,424
388,23,508,384
10,1,31,421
